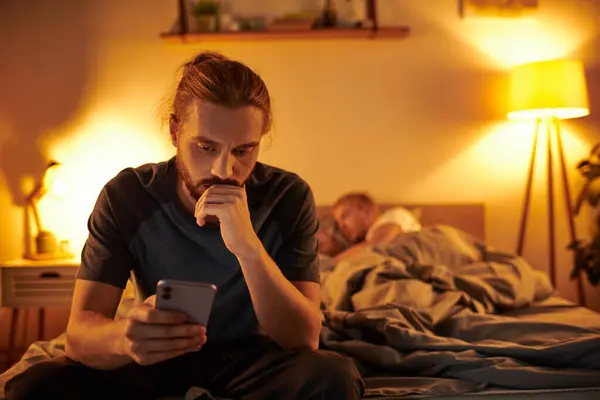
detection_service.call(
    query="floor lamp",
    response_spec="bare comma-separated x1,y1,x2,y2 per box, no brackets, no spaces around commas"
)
508,59,590,307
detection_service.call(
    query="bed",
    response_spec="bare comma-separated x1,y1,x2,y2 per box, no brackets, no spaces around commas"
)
1,203,600,399
317,203,600,399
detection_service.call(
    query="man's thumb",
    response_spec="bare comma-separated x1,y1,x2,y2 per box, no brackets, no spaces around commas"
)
143,294,157,307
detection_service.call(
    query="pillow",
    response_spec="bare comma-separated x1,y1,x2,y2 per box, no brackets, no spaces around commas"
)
367,206,423,242
407,207,422,224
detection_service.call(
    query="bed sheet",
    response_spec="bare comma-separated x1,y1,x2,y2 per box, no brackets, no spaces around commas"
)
3,299,599,399
3,301,600,400
366,381,600,399
357,297,600,398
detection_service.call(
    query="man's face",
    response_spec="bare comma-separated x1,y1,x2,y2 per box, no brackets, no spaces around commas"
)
333,203,372,243
171,100,263,202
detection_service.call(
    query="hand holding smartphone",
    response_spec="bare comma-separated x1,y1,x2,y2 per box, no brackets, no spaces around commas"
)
118,280,217,366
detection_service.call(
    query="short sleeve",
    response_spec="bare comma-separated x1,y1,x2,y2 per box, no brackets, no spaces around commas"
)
274,183,320,283
77,187,137,289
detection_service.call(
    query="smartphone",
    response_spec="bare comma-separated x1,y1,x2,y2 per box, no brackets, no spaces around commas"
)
155,280,217,326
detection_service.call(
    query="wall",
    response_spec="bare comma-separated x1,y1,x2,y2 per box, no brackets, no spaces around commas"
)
1,0,600,356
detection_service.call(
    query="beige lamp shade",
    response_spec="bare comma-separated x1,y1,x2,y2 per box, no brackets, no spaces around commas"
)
508,59,590,120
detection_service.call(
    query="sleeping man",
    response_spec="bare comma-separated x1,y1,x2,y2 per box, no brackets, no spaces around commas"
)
6,52,363,400
330,192,421,259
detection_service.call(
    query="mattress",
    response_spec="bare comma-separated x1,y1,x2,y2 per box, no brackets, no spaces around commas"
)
377,387,600,399
149,388,600,400
363,377,600,399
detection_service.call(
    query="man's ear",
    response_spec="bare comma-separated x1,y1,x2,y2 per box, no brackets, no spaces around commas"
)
169,114,179,147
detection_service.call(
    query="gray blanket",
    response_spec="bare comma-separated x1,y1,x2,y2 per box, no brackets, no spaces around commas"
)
320,225,600,396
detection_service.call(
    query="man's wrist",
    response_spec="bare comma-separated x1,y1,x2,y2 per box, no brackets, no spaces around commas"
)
112,318,131,358
236,238,267,265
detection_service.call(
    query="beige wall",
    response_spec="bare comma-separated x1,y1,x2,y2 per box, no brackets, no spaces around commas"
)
1,0,600,352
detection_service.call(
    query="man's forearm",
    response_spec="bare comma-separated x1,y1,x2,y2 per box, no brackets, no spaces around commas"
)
65,311,131,370
334,242,369,262
237,246,322,350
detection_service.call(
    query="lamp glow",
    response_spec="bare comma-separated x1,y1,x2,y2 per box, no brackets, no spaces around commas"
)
507,59,590,121
44,163,69,197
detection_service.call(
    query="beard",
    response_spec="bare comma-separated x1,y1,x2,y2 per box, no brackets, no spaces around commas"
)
175,154,247,226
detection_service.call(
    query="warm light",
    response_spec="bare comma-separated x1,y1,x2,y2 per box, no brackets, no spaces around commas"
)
38,108,173,254
43,163,69,197
450,16,591,69
411,121,591,202
507,59,590,121
411,121,537,201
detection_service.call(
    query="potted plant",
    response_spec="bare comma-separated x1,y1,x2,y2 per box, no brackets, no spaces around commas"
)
192,1,220,32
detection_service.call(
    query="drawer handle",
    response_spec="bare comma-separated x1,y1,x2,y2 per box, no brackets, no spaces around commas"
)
39,272,61,279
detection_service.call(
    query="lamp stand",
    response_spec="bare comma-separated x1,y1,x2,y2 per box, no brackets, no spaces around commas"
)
517,117,586,307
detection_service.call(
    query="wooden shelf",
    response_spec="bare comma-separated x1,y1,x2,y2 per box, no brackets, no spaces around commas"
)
160,27,411,43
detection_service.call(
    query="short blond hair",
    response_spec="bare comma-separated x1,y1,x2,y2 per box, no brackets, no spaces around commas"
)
333,192,377,212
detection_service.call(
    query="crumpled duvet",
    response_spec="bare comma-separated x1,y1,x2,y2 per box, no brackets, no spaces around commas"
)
320,225,600,395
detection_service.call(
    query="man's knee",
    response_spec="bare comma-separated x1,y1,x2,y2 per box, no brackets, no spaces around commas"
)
292,350,364,399
5,357,85,400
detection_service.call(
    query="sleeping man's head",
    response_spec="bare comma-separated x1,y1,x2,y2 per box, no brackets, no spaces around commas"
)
166,52,272,207
333,192,380,243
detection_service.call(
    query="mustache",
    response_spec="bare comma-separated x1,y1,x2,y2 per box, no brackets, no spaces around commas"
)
194,177,243,189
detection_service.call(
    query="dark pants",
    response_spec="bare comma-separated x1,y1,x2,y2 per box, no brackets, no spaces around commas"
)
5,336,364,400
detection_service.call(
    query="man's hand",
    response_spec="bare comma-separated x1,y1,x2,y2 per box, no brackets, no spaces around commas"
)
195,184,261,259
118,295,207,366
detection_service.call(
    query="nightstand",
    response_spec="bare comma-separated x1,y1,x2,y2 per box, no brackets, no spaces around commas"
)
0,258,79,367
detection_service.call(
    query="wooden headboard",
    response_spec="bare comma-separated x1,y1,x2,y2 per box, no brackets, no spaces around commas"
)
316,203,486,241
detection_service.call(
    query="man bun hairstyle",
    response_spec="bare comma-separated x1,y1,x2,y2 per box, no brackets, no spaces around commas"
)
163,51,272,135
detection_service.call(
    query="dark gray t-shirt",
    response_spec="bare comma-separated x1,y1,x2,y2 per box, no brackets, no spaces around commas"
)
77,157,320,343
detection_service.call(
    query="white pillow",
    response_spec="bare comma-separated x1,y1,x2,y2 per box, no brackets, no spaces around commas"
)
366,206,422,242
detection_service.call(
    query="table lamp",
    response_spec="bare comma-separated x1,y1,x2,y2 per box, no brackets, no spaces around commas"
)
23,161,73,260
508,59,590,306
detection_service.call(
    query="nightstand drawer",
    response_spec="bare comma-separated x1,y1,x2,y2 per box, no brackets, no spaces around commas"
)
1,266,78,308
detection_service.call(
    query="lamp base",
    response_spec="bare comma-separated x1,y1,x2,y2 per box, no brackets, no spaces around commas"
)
24,231,75,262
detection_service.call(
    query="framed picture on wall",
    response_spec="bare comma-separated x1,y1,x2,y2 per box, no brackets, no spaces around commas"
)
459,0,539,18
